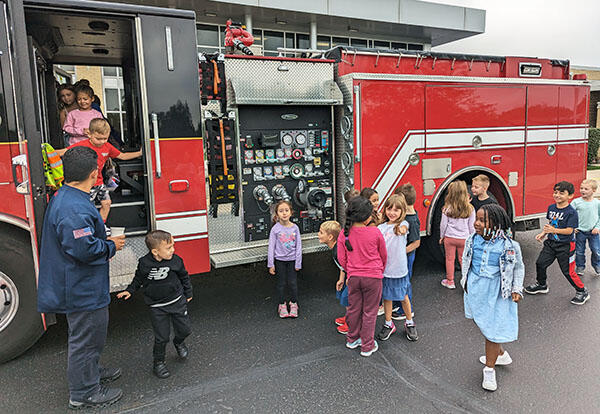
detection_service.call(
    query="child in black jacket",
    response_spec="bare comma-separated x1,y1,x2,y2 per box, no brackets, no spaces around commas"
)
117,230,193,378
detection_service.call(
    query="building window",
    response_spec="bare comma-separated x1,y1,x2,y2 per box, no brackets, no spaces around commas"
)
391,42,408,50
263,30,284,56
373,40,391,49
317,35,331,50
102,67,127,144
351,38,368,48
297,33,310,49
332,37,349,47
408,43,424,51
197,24,219,48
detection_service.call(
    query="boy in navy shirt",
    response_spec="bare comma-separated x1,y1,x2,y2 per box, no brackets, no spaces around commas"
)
525,181,590,305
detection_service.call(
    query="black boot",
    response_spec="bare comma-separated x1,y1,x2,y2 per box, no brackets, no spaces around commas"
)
99,366,122,383
153,360,170,379
68,386,123,409
174,341,189,359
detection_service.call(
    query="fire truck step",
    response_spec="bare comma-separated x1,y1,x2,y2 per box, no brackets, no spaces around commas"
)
210,237,327,268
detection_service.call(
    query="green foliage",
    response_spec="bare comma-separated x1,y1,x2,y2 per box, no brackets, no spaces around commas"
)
588,128,600,164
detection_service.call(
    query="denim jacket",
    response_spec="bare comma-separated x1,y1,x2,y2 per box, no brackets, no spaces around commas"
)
460,233,524,299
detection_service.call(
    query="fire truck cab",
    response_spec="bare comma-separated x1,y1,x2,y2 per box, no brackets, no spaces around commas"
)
0,0,208,363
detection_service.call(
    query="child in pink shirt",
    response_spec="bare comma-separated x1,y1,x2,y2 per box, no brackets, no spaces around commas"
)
63,85,103,145
337,196,387,357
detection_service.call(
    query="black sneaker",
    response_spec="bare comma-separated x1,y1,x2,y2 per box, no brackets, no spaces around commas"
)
153,361,170,379
405,322,418,341
571,289,590,305
68,386,122,410
392,311,414,321
376,323,396,341
174,342,189,359
524,283,549,295
99,366,121,384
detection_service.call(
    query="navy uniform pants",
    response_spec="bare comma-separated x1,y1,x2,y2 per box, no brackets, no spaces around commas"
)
66,306,109,401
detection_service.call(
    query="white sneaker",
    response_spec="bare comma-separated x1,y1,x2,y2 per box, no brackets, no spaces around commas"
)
377,306,384,316
360,340,379,357
482,367,497,391
479,351,512,366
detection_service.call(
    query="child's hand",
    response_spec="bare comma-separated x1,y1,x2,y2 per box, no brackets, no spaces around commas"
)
593,228,600,235
439,238,444,245
84,128,91,137
187,297,193,302
535,232,546,242
295,268,300,271
542,224,556,234
336,278,344,291
511,292,521,302
117,291,131,300
399,225,408,235
269,266,275,275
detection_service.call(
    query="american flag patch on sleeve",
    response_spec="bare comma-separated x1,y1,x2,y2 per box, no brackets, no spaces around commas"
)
73,227,93,239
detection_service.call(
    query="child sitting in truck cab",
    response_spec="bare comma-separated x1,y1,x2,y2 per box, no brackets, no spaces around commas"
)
58,118,142,222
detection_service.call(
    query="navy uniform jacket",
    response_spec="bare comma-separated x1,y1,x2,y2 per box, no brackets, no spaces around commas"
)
37,185,116,313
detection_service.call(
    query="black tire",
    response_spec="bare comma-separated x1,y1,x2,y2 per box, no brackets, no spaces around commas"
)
423,197,445,265
0,225,45,364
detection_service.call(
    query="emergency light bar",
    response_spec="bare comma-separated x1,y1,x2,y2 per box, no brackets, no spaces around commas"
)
519,62,542,77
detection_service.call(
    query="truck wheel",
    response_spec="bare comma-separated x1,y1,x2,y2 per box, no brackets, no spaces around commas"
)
423,199,445,265
0,228,44,364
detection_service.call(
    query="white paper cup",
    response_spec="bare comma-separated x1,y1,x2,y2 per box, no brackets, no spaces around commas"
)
110,227,125,237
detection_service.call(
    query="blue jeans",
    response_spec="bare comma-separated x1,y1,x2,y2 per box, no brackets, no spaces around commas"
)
575,231,600,269
393,252,415,311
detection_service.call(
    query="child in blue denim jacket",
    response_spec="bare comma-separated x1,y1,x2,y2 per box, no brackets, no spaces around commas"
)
461,204,524,392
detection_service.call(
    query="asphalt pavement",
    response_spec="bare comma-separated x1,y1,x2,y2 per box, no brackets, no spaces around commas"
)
2,229,600,413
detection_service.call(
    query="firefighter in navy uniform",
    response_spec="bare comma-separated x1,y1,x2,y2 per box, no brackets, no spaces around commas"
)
37,146,126,410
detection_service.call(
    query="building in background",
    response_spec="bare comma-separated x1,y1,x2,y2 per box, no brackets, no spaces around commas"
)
571,66,600,128
110,0,486,55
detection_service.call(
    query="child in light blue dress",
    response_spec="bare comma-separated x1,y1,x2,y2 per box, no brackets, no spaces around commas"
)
461,204,524,392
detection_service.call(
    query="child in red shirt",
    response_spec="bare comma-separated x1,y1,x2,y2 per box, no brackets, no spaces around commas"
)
59,118,142,221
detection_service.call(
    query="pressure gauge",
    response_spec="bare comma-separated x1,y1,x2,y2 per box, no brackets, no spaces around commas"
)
305,164,314,173
281,133,293,147
295,133,307,146
289,163,304,180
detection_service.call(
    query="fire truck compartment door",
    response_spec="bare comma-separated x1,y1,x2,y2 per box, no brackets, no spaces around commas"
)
226,59,343,105
136,14,210,274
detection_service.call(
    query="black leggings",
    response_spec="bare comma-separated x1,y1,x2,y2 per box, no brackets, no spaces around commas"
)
275,259,298,304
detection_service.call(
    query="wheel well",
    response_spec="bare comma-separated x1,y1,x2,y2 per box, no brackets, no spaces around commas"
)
0,221,32,247
426,168,515,235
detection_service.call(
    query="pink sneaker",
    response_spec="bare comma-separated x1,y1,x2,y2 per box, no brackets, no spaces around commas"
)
278,303,289,318
335,316,346,326
441,279,456,289
288,302,298,318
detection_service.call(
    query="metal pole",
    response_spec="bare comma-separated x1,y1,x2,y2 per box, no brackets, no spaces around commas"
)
245,13,253,35
310,19,317,50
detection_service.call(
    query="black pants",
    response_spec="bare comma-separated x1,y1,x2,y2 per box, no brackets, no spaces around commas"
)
275,259,298,304
149,296,191,362
66,306,109,401
536,239,585,292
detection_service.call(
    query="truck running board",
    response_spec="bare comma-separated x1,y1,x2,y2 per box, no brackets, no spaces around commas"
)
210,237,327,268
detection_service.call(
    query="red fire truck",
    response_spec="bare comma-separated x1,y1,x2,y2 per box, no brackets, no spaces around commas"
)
0,0,589,363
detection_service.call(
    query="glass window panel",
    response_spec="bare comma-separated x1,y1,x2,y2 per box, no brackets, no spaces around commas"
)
252,30,262,46
105,88,119,112
408,43,423,51
103,67,117,77
263,30,284,52
197,46,220,54
263,51,279,57
120,112,128,142
350,38,368,47
332,37,349,47
297,33,309,49
373,40,390,49
196,24,219,47
117,67,122,76
106,112,121,132
120,88,126,108
392,42,408,50
317,35,330,50
285,33,294,48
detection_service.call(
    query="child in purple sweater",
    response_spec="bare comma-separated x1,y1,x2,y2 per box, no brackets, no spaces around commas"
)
268,200,302,318
439,180,475,289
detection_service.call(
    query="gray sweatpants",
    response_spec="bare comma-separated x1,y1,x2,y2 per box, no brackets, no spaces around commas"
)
66,306,109,401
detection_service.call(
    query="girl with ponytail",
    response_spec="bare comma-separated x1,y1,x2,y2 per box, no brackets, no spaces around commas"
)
461,203,524,392
337,196,387,357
